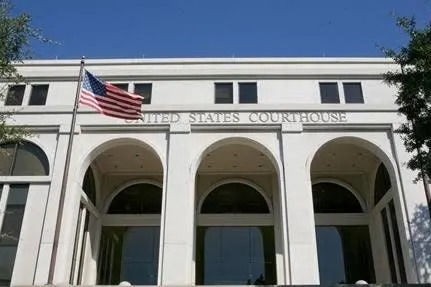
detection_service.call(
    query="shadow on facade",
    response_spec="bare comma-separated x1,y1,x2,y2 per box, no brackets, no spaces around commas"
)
409,204,431,283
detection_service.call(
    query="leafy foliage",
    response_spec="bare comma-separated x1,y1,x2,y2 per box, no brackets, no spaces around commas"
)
0,0,43,144
384,17,431,179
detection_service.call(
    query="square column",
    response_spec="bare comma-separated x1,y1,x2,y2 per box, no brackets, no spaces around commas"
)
33,125,71,285
280,124,319,284
159,124,194,286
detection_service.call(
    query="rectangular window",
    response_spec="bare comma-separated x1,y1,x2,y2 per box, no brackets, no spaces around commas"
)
319,83,340,103
134,84,152,105
5,85,25,106
215,83,233,104
239,83,257,103
344,83,364,103
0,184,29,286
28,85,48,105
112,83,128,91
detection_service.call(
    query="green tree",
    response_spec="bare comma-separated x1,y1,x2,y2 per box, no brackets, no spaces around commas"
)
0,0,48,144
384,17,431,208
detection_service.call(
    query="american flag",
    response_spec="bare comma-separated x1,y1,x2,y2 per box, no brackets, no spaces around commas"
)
79,70,144,119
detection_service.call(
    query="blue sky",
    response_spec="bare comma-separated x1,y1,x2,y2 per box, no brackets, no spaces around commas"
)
14,0,431,59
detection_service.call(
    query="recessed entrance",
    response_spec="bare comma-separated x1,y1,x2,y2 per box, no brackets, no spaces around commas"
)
194,140,281,285
311,138,407,284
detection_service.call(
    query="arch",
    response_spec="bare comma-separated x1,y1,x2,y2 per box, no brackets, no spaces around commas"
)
198,178,273,214
306,136,397,184
77,137,164,187
191,136,281,180
103,179,163,214
0,140,50,176
312,178,367,212
374,163,392,205
82,165,97,205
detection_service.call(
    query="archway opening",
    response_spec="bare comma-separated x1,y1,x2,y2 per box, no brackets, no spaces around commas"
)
311,138,406,284
70,141,163,285
195,140,279,285
0,141,49,285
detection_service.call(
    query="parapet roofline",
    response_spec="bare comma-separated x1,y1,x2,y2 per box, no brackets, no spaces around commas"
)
16,57,395,67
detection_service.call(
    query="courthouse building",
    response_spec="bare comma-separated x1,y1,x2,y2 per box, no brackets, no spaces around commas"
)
0,58,431,286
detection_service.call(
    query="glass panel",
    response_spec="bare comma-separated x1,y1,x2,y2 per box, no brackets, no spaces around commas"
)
215,83,233,104
312,183,363,213
344,83,364,104
108,184,162,214
134,84,152,105
0,144,15,176
239,83,257,104
6,184,28,206
0,185,28,285
374,163,391,205
5,85,25,106
12,142,49,176
83,167,96,204
98,227,160,285
389,200,407,282
0,185,28,245
319,83,340,103
0,246,17,285
381,208,397,282
112,83,128,91
316,226,375,285
196,226,276,285
77,213,90,284
201,183,269,214
28,85,48,105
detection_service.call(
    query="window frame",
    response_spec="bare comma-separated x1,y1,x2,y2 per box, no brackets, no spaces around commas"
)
0,184,30,286
318,81,365,104
133,83,152,105
4,85,25,106
343,82,364,104
110,83,129,92
319,82,340,104
28,84,49,106
0,141,50,177
196,180,276,285
214,82,258,104
214,82,234,104
238,82,258,104
95,179,163,285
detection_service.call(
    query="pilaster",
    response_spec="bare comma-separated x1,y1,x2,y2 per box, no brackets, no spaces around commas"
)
280,123,320,284
159,123,194,286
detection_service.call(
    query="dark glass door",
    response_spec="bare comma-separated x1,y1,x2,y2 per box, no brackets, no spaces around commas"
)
196,226,276,285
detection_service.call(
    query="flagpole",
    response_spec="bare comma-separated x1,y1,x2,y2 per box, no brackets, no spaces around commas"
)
48,56,85,284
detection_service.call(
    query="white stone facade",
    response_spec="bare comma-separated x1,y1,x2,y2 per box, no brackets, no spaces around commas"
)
0,58,430,286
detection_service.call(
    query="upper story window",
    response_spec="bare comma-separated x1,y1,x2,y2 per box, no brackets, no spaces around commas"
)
5,85,25,106
215,83,233,104
214,82,257,104
319,83,340,103
319,82,364,104
343,83,364,103
239,82,257,103
28,85,49,105
134,83,152,105
112,83,128,91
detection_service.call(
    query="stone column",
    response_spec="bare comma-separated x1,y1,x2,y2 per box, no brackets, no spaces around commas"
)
280,123,320,284
159,123,194,286
33,125,74,285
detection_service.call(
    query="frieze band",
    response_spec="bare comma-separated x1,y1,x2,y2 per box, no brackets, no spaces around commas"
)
126,111,347,124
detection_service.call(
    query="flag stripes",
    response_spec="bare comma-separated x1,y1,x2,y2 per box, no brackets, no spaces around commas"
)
79,70,143,119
